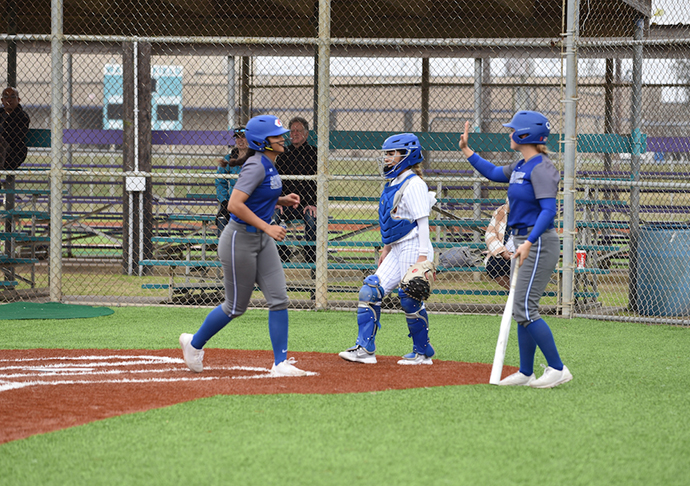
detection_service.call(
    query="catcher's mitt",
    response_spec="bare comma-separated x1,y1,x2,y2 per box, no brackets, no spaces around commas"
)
400,261,436,301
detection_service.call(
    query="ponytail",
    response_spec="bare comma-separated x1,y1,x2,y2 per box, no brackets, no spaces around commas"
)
410,163,424,179
229,149,256,167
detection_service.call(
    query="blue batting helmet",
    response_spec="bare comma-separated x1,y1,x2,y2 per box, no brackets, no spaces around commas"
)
379,133,424,179
502,111,550,145
245,115,289,152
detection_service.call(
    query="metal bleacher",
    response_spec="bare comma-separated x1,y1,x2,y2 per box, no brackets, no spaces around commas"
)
10,127,663,307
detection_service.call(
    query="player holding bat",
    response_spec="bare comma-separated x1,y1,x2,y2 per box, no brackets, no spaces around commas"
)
339,133,437,365
459,111,573,388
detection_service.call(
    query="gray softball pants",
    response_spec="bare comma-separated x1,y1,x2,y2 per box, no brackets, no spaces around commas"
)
218,220,289,317
511,228,560,326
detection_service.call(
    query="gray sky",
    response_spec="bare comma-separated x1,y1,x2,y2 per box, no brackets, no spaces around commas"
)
652,0,690,24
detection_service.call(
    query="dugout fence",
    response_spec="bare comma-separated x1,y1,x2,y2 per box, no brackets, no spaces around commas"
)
1,0,690,325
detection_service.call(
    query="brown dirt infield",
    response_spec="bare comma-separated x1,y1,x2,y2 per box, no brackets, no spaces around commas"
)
0,348,517,444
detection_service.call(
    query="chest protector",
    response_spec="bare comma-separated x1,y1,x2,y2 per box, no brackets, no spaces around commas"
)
379,173,418,245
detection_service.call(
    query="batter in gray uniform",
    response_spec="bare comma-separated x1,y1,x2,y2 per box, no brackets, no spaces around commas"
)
179,115,310,377
459,111,573,389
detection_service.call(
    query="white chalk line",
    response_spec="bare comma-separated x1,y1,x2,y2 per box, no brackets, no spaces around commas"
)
0,353,318,393
0,355,183,363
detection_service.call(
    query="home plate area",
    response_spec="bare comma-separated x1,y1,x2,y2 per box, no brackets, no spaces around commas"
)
0,348,513,444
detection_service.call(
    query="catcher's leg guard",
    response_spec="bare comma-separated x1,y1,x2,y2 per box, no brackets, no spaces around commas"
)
356,275,384,352
399,289,434,357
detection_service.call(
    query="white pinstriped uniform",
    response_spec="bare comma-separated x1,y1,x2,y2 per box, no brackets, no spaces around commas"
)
376,169,435,295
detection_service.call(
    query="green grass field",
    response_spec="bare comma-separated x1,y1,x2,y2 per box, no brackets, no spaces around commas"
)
1,307,689,485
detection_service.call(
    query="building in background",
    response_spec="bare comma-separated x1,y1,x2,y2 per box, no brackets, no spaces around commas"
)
103,64,183,131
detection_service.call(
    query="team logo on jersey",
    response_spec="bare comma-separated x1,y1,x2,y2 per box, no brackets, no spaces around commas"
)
270,174,282,190
510,171,525,184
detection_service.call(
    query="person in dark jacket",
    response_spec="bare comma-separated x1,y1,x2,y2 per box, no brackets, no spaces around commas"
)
1,87,30,171
274,117,318,263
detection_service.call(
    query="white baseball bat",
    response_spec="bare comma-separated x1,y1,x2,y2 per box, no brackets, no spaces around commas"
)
489,261,520,385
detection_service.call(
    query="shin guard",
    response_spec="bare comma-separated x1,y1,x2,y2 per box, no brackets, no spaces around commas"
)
399,290,434,357
355,275,384,352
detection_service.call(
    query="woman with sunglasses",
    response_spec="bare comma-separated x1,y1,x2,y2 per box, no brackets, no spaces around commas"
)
215,127,249,236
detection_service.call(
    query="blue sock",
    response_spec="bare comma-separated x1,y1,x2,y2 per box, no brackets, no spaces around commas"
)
525,318,563,371
268,309,289,365
517,324,537,376
192,305,232,349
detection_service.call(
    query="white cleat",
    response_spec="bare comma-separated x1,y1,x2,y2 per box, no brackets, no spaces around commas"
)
530,365,573,389
179,333,204,373
338,345,377,364
498,371,536,386
271,357,308,377
397,352,433,365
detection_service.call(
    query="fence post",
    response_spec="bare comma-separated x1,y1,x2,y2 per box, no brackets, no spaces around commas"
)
122,41,135,275
49,0,64,302
227,55,236,129
561,0,580,317
472,58,484,283
628,18,645,313
314,0,331,310
137,41,153,277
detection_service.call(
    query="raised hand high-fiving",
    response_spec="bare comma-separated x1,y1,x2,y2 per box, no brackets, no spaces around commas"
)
458,121,474,158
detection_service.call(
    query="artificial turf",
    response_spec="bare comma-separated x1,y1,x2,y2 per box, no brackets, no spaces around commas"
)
1,307,689,485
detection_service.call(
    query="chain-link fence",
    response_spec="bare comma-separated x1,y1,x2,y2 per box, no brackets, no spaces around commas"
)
1,1,689,324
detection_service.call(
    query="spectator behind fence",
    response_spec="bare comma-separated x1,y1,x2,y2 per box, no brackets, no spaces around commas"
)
215,127,247,236
0,87,30,171
484,202,514,290
274,116,318,263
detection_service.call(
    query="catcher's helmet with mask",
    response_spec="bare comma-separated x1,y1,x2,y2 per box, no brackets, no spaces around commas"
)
379,133,424,179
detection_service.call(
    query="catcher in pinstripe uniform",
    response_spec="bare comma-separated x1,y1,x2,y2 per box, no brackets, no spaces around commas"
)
339,133,437,365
